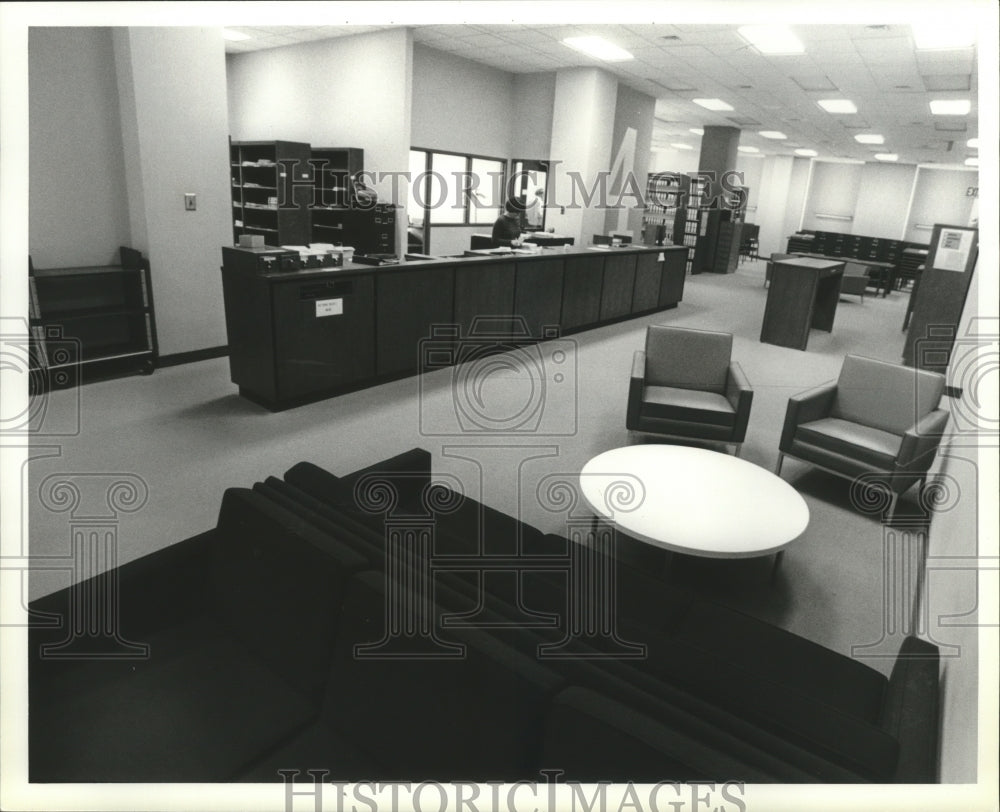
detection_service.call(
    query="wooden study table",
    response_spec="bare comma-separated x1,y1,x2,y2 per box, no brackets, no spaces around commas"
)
760,257,845,351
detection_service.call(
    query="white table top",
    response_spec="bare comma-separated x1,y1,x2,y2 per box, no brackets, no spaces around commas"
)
579,445,809,558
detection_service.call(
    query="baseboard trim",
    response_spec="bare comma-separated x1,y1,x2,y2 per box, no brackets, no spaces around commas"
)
157,346,229,368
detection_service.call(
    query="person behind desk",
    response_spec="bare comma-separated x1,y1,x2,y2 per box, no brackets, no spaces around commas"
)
492,199,524,247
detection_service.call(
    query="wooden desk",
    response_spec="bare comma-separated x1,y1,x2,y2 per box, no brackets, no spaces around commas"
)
222,244,687,410
760,257,844,350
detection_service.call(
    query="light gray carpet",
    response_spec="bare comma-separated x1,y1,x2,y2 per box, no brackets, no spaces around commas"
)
28,259,926,675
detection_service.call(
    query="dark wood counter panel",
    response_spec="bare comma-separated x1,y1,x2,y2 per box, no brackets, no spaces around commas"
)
221,245,687,410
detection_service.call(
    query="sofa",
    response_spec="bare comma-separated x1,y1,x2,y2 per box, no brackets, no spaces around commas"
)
29,448,941,783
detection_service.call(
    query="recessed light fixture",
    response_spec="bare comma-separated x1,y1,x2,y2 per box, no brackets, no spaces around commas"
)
693,98,734,111
737,146,760,153
562,36,634,62
874,153,899,161
222,28,252,41
670,143,694,150
689,128,704,135
759,131,787,140
967,137,979,149
929,99,971,115
737,25,805,54
817,99,858,114
854,134,885,144
965,157,979,167
795,149,818,157
911,25,976,50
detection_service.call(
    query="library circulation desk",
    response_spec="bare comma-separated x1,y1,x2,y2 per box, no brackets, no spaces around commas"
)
760,257,845,351
221,244,686,410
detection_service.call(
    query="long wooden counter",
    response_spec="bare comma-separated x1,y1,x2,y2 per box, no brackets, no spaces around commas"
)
221,245,687,410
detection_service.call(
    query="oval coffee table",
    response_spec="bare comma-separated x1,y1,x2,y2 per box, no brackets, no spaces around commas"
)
580,445,809,576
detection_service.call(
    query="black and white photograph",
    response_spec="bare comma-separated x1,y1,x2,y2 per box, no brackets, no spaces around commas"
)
1,2,997,811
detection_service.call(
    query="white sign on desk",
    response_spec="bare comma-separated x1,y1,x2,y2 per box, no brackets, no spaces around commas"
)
316,298,343,317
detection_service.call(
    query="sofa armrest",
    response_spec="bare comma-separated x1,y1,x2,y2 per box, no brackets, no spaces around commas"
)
897,409,949,470
780,382,837,452
879,636,940,782
725,362,754,443
626,350,646,431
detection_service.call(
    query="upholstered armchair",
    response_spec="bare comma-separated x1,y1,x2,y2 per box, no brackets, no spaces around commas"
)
777,354,948,518
764,252,794,286
839,262,872,301
626,325,754,455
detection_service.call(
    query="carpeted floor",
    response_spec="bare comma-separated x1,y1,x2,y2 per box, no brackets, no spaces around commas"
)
28,258,929,675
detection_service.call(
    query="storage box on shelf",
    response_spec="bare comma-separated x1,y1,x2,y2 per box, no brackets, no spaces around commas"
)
28,246,157,391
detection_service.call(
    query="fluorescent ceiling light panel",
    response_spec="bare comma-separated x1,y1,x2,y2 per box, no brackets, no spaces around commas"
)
874,153,899,161
817,99,857,114
967,138,979,148
562,36,634,62
670,143,694,150
737,146,760,153
795,148,818,157
689,128,704,135
854,134,885,144
964,157,979,166
929,99,971,115
222,29,251,41
738,25,805,54
759,131,787,139
911,25,976,50
693,98,734,111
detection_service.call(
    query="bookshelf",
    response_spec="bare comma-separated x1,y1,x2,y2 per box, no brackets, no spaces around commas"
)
29,246,157,390
230,140,312,246
642,172,688,247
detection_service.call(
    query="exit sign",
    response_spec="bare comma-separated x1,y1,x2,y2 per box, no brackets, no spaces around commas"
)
966,186,979,197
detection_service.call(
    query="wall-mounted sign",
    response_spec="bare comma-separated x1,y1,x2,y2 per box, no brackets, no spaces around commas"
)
933,227,976,273
316,298,343,317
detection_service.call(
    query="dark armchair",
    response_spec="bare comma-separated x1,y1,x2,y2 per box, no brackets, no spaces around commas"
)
776,354,948,519
626,325,754,455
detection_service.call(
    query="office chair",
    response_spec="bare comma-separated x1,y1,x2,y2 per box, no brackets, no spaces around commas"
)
776,354,948,520
626,325,754,456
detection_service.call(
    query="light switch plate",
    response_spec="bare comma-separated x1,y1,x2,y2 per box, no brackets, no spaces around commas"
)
184,193,196,211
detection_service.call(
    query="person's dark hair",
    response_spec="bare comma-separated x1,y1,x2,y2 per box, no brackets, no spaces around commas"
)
505,196,525,214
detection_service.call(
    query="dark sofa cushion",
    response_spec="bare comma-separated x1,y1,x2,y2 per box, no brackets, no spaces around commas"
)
797,417,901,470
641,602,900,780
29,619,315,782
237,720,385,782
542,686,777,783
211,488,369,701
641,384,736,427
322,571,565,780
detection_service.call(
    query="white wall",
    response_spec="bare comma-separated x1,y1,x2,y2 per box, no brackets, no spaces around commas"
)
548,68,618,245
511,72,556,160
852,162,918,238
734,153,765,222
29,28,130,268
113,28,232,357
649,146,699,175
603,83,656,236
227,28,413,213
801,160,863,233
411,44,513,158
905,166,979,244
